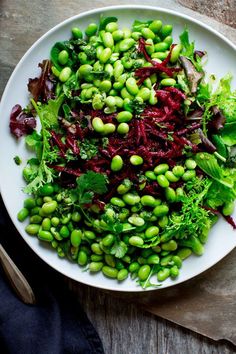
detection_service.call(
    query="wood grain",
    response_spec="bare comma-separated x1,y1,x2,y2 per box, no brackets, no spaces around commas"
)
1,1,236,353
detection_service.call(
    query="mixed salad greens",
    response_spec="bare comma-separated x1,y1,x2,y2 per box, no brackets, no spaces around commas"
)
11,17,236,288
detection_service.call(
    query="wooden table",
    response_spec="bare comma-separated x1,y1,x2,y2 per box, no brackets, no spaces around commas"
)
1,1,236,353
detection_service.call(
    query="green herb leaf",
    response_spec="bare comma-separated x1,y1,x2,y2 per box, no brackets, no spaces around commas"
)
110,239,128,258
75,171,108,205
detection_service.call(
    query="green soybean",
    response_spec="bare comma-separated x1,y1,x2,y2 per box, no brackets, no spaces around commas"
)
84,230,96,240
103,123,116,135
177,248,192,260
145,226,159,238
154,42,169,52
72,27,83,39
41,200,57,215
25,224,40,235
117,122,129,135
116,111,133,123
172,165,185,177
147,254,160,265
38,230,53,242
58,50,69,65
161,78,176,86
157,175,170,188
141,195,156,207
117,269,128,281
24,198,36,209
145,171,157,180
85,23,98,37
70,229,82,247
170,44,182,63
78,250,88,266
172,255,182,269
122,193,140,206
110,197,125,207
59,67,72,82
89,262,103,272
157,268,170,282
92,117,104,133
158,215,169,228
165,187,176,202
111,155,123,171
42,218,51,230
102,266,118,278
112,29,124,41
162,240,178,251
99,47,112,63
129,262,140,273
102,234,115,247
106,22,118,33
119,38,135,52
154,164,169,175
101,32,114,48
153,205,169,217
165,171,179,182
141,27,155,40
128,215,145,227
17,208,29,222
126,77,139,96
130,155,143,166
160,24,173,38
138,265,151,281
182,170,196,181
185,159,197,170
149,20,162,33
105,254,116,267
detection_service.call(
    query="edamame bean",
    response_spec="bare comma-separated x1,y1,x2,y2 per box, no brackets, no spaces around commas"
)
154,164,169,175
70,229,82,247
126,77,139,96
101,32,114,48
149,20,162,33
158,215,169,228
154,42,169,52
116,111,133,123
160,24,173,38
138,265,151,281
185,159,197,170
17,208,29,222
162,240,178,251
58,50,69,65
85,23,98,37
165,187,176,202
182,170,196,181
157,175,170,188
24,198,36,209
102,234,115,247
170,44,182,63
42,201,57,214
102,266,118,278
165,171,179,182
25,224,40,235
172,165,185,177
92,117,104,133
59,67,72,82
59,225,70,238
140,195,156,207
147,254,160,265
84,230,96,240
222,202,235,216
119,38,135,52
106,21,118,33
110,197,125,207
99,47,112,63
77,64,93,78
141,28,155,40
72,27,83,39
122,193,140,205
112,29,124,41
170,265,179,278
89,262,103,272
91,243,103,255
39,184,54,196
177,248,192,260
129,262,140,273
42,218,51,231
103,123,116,135
149,89,158,105
145,226,159,238
130,155,143,166
153,205,169,217
111,155,123,171
145,171,157,180
172,255,182,269
117,269,128,281
128,215,145,227
161,78,176,86
157,268,170,282
78,250,88,266
105,254,116,267
91,255,103,262
38,230,53,242
117,122,129,135
137,87,150,101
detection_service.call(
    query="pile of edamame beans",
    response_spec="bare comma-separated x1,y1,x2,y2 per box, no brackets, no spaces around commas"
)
17,18,206,287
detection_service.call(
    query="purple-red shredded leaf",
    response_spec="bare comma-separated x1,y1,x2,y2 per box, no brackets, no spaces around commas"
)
207,106,226,133
9,104,36,138
28,60,55,102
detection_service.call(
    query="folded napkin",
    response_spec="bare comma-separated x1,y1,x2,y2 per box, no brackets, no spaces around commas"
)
0,197,104,354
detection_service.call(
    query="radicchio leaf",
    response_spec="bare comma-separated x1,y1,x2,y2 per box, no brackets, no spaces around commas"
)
179,56,203,93
9,104,36,138
28,60,55,102
207,105,226,133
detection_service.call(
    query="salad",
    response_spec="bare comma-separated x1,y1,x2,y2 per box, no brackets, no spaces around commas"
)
10,16,236,288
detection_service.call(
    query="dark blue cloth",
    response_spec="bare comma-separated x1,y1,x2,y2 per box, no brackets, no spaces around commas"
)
0,197,104,354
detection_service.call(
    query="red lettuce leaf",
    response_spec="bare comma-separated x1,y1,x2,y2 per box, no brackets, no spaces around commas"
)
9,104,36,138
28,60,55,102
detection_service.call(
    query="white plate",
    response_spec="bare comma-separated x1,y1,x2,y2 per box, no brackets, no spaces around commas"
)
0,5,235,292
